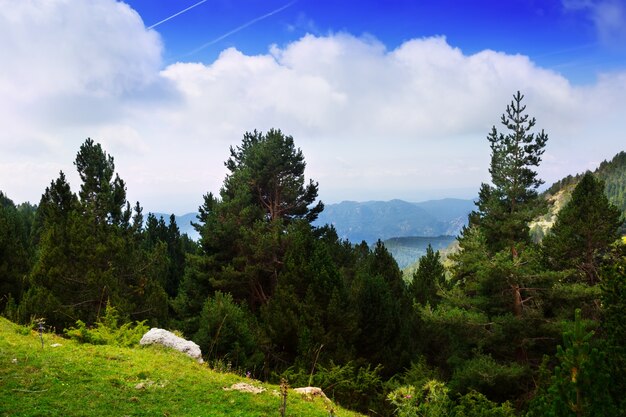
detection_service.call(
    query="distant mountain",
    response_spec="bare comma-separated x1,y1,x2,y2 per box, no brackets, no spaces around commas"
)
383,235,457,270
150,198,474,246
152,212,200,241
314,198,475,244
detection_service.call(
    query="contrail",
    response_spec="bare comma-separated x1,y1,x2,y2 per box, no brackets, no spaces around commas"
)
183,0,298,57
147,0,209,29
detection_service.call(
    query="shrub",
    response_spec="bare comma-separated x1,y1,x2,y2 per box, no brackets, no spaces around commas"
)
64,301,147,347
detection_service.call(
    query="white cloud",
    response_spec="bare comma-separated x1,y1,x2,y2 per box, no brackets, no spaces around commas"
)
562,0,626,50
1,1,626,213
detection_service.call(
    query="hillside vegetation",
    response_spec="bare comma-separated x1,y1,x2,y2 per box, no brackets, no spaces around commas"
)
534,151,626,238
0,317,361,417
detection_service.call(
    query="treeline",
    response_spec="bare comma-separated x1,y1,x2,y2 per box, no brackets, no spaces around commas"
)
1,93,626,416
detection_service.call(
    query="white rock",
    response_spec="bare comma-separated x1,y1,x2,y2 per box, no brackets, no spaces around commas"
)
293,387,327,399
139,328,203,363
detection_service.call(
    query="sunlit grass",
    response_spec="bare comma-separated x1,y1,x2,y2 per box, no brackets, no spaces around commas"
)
0,318,363,417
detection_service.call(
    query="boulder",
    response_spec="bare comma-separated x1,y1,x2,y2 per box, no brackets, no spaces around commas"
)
293,386,327,399
139,328,203,363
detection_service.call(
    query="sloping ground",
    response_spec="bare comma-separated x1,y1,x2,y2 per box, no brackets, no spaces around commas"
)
0,318,363,417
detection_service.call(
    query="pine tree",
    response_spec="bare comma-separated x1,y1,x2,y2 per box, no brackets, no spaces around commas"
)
471,91,548,256
424,93,555,404
543,172,621,284
410,245,446,306
224,129,323,223
0,192,33,312
74,138,128,226
527,310,616,417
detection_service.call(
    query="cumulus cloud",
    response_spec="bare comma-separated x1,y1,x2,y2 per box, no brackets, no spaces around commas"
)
1,0,626,212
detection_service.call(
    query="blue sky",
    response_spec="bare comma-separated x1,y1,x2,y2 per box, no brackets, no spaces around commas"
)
1,0,625,214
126,0,625,84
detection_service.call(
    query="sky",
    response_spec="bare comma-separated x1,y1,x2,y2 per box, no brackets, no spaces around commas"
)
1,0,626,214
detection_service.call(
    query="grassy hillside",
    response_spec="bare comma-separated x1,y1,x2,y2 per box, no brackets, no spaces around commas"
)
0,318,363,417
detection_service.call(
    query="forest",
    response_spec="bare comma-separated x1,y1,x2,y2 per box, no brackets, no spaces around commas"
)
1,91,625,417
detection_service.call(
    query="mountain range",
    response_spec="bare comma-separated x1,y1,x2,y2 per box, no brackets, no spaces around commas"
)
313,198,475,244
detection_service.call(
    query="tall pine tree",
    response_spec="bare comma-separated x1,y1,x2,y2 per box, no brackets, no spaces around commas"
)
471,91,548,257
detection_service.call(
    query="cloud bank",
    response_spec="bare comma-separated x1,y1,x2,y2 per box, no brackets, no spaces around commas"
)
1,0,625,213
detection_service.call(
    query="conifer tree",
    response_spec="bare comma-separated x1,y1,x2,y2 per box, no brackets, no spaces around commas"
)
410,245,446,306
542,172,621,283
471,91,548,256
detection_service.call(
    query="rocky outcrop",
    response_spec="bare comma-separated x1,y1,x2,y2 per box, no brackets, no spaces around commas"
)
139,328,203,363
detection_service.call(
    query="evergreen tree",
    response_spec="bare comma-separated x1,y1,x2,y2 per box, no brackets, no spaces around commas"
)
0,192,34,313
410,245,446,306
599,243,626,411
224,129,323,223
543,172,621,284
423,93,555,404
526,310,616,417
192,129,324,310
22,141,169,328
471,91,548,256
74,138,128,225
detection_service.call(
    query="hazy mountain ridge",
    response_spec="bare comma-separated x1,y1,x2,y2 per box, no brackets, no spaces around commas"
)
314,198,475,244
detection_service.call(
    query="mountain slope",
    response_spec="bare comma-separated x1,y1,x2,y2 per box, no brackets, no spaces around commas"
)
532,150,626,238
0,317,361,417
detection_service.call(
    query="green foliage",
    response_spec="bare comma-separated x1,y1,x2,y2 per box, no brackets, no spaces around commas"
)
387,380,452,417
452,391,515,417
470,91,548,254
74,138,128,225
194,291,263,372
19,140,174,330
542,172,621,283
64,301,148,347
225,129,324,223
449,354,527,402
526,310,617,417
424,94,559,408
599,242,626,410
410,245,446,306
471,91,548,255
284,361,385,414
595,151,626,217
0,191,35,313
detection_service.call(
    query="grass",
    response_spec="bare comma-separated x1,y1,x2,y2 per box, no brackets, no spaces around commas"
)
0,317,364,417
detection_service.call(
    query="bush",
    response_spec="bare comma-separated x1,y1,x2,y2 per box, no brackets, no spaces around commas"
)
64,301,147,347
194,291,263,373
452,391,515,417
387,380,452,417
283,360,385,414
